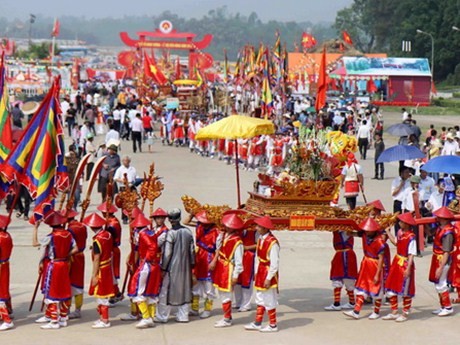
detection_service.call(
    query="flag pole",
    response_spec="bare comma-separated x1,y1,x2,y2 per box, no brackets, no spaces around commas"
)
51,35,56,67
234,139,242,208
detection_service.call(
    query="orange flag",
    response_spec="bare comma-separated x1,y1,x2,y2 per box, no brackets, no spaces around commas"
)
342,31,353,45
315,47,327,112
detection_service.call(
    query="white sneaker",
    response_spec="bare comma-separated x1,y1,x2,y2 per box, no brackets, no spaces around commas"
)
438,308,454,317
343,310,360,319
260,325,278,333
120,313,139,321
214,319,232,328
59,319,68,328
368,312,380,320
244,322,262,331
175,317,189,323
40,322,60,330
136,318,155,329
382,313,399,320
68,310,81,319
432,308,442,315
199,310,211,319
92,320,111,329
341,303,355,310
395,314,408,322
153,317,168,324
324,304,341,311
238,307,251,312
189,309,199,316
35,316,51,324
0,322,14,331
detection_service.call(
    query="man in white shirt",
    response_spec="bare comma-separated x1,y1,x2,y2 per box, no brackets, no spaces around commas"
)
114,155,137,190
391,167,411,233
419,168,435,205
402,175,421,213
105,124,120,146
60,97,70,116
130,113,144,153
112,107,121,132
425,179,445,212
441,133,459,155
356,120,371,160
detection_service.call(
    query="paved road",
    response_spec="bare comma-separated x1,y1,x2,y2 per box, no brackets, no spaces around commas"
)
2,112,460,345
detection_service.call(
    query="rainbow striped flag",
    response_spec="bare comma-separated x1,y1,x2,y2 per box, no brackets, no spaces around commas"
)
1,77,68,220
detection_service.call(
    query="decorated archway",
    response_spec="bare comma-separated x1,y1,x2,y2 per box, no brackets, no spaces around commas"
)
118,20,214,78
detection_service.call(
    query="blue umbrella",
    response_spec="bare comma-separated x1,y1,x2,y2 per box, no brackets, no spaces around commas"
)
377,145,425,163
386,123,416,137
420,155,460,174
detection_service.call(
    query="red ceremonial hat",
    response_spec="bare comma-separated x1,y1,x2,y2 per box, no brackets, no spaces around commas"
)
44,210,68,227
60,209,79,219
367,200,386,212
151,208,168,217
83,213,106,228
0,215,10,229
130,214,151,228
359,217,381,232
222,213,245,230
97,202,118,214
397,212,416,226
433,206,456,219
254,216,274,230
123,207,143,218
195,210,212,224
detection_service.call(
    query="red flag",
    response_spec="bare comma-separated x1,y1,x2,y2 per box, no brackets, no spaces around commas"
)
301,32,317,50
367,78,378,93
315,47,327,112
342,31,353,45
144,52,168,86
175,57,181,80
51,18,60,37
431,81,437,95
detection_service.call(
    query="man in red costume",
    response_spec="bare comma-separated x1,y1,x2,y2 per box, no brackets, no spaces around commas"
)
343,218,385,320
35,211,77,330
0,215,13,331
367,200,391,299
450,211,460,304
97,202,123,304
324,229,358,311
245,216,280,333
84,213,116,328
234,215,258,312
63,209,87,320
430,206,456,317
128,213,162,329
382,212,417,322
211,212,244,328
186,210,219,319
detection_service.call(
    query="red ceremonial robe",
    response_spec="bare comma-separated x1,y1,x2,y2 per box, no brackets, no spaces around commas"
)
385,231,416,296
355,234,385,297
212,233,242,292
68,220,87,289
330,231,358,280
0,231,13,301
42,229,75,301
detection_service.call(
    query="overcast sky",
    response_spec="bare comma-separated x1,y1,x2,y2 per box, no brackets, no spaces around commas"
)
0,0,352,22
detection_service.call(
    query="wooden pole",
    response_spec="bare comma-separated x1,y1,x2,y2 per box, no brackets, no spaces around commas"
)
234,139,241,208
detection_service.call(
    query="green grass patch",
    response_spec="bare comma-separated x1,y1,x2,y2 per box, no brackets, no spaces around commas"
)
381,106,460,116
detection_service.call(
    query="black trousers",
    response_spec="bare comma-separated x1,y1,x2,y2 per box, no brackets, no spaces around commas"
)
132,131,142,152
358,138,369,159
374,162,384,178
345,197,357,210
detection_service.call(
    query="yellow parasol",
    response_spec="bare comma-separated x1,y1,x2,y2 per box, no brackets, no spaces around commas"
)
173,79,199,86
195,115,275,207
195,115,274,141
